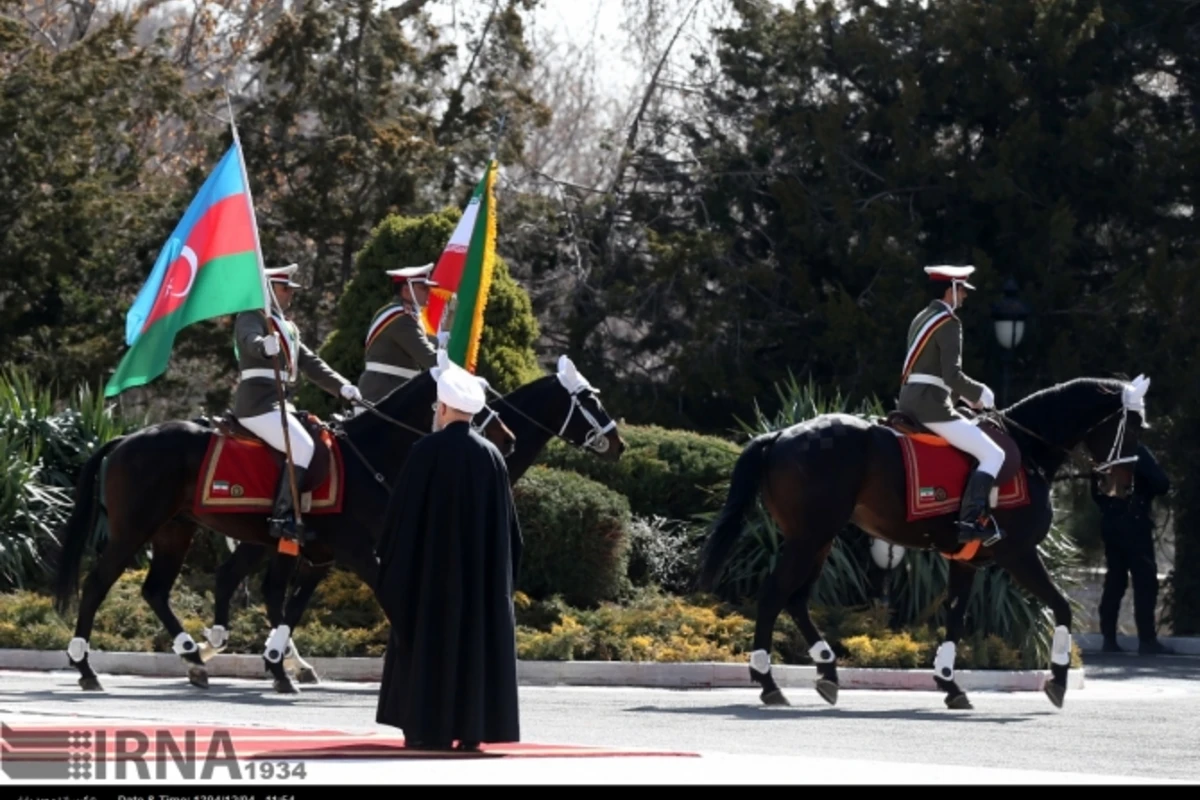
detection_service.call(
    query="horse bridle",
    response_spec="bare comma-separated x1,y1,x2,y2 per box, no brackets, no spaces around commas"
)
985,403,1138,476
481,382,618,455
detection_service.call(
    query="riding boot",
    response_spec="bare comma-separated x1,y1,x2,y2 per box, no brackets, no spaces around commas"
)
956,469,1002,543
268,466,309,543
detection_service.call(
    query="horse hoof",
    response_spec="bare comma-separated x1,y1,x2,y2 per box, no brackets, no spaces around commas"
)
761,689,790,706
79,676,102,691
1044,681,1065,709
945,693,973,710
296,667,320,685
273,677,300,695
187,666,209,689
816,679,839,706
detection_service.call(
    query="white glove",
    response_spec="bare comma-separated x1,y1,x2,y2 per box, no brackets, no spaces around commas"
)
978,386,995,409
436,331,449,348
261,333,280,357
340,384,362,403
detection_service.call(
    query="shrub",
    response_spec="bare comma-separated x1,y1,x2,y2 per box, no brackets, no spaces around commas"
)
295,209,542,417
625,515,701,595
536,423,742,521
511,466,633,607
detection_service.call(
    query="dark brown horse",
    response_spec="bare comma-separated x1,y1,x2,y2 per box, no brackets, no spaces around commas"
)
51,367,517,692
697,375,1151,711
193,355,627,691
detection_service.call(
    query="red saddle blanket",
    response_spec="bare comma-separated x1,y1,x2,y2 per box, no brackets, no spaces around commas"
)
193,429,345,516
896,432,1030,522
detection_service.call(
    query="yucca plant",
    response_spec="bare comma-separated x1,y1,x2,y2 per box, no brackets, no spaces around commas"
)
0,367,145,590
704,370,1083,665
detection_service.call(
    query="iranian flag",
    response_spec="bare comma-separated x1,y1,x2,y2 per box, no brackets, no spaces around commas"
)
105,140,269,397
422,159,498,373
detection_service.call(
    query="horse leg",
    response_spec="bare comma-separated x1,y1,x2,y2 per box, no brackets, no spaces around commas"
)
748,536,836,707
139,520,209,688
280,563,333,685
933,559,978,710
780,540,841,706
260,553,300,694
198,541,268,664
998,548,1074,709
65,534,150,691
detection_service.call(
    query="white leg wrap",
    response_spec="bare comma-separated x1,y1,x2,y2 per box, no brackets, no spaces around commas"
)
1051,625,1072,666
934,641,957,681
809,640,835,664
203,625,228,649
264,625,291,663
749,649,771,674
172,632,198,656
67,637,88,662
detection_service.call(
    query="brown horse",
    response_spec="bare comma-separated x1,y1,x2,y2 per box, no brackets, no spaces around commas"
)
698,375,1151,711
51,368,516,692
194,355,627,691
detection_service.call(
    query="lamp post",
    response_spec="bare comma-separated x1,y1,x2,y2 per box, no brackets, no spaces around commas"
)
990,278,1031,407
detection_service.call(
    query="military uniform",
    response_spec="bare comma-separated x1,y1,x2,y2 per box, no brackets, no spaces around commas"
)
897,265,1004,541
356,263,443,408
231,264,361,541
358,304,439,403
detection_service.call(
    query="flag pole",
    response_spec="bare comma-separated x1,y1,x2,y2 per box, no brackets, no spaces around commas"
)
225,88,303,555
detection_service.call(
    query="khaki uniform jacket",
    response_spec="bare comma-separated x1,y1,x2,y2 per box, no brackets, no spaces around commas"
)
356,303,438,403
231,310,350,418
896,300,987,423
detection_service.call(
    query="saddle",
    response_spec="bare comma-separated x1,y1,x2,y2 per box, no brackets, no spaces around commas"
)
880,408,1024,487
193,410,334,496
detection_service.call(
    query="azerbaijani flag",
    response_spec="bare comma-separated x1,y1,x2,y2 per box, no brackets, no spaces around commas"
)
105,141,268,397
422,160,498,373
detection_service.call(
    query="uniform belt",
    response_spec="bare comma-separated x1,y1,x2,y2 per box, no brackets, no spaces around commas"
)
365,362,419,379
240,368,291,382
905,373,950,391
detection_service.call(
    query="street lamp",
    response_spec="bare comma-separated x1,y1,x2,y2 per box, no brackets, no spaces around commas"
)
990,278,1031,407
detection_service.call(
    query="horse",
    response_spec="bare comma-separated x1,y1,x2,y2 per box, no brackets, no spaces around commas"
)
696,374,1152,711
194,354,627,691
50,366,517,693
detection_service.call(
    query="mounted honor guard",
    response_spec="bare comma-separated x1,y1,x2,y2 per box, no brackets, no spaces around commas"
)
231,263,362,541
897,264,1006,542
356,264,446,410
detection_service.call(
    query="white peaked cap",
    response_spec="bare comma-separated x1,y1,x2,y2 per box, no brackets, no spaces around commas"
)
433,353,486,414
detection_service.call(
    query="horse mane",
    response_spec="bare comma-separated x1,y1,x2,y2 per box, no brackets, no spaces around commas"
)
999,376,1131,456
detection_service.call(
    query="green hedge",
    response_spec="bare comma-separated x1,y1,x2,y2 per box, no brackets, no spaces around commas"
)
535,424,741,522
511,465,633,607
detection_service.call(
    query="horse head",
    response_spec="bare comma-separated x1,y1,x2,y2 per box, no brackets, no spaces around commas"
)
1084,374,1150,499
550,354,626,460
1003,373,1150,498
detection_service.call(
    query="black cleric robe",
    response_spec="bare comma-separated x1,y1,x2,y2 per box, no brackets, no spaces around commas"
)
374,419,523,746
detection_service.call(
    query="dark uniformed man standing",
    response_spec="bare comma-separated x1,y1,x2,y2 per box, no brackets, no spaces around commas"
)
356,263,446,409
231,263,362,542
897,264,1005,542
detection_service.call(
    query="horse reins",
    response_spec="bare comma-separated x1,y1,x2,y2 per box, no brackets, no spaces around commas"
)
982,403,1137,477
480,381,617,455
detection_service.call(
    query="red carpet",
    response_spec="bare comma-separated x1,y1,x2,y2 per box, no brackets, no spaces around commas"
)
193,427,345,516
896,433,1030,521
0,722,698,761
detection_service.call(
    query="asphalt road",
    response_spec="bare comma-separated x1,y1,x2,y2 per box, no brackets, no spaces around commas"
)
1,653,1198,784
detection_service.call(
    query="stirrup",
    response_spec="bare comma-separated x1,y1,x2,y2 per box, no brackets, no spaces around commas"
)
957,516,1003,547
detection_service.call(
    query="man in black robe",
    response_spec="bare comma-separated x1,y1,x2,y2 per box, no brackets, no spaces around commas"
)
374,354,523,752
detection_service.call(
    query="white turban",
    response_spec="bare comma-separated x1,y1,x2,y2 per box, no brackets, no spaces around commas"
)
433,356,486,414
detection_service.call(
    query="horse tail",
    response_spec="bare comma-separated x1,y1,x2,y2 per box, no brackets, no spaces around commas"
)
696,431,778,593
53,435,123,616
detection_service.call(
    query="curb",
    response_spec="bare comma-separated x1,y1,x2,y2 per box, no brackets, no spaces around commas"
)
1074,633,1200,655
0,649,1083,692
